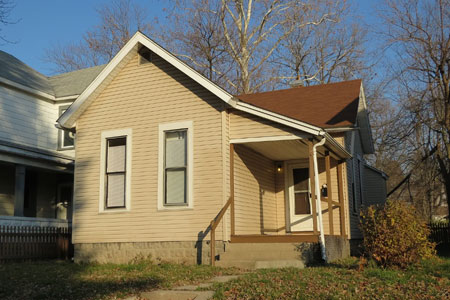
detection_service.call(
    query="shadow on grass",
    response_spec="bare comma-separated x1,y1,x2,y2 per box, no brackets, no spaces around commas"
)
0,260,163,300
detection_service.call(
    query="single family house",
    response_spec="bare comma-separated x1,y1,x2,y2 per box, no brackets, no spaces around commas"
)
56,31,386,267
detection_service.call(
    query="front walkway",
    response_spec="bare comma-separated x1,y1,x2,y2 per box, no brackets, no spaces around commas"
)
125,275,240,300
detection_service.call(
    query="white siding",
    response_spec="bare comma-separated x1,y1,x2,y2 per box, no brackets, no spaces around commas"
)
0,85,73,156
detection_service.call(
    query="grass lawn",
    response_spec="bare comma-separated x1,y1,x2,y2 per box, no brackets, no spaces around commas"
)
210,257,450,300
0,259,238,300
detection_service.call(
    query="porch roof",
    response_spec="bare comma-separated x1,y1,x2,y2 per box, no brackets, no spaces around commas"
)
230,136,348,161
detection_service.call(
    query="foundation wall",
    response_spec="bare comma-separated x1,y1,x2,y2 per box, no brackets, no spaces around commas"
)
74,241,226,265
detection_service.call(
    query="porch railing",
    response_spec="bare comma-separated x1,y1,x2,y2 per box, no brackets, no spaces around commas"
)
210,197,232,266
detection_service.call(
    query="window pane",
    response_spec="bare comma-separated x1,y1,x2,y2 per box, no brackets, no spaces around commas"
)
107,138,126,172
294,192,311,215
63,131,74,147
165,131,186,168
107,174,125,207
165,169,186,204
293,168,309,191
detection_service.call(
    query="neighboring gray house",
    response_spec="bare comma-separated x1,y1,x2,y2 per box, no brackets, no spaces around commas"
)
0,50,103,227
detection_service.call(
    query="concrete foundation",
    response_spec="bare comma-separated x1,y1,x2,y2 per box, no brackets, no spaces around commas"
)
324,235,351,262
74,241,226,264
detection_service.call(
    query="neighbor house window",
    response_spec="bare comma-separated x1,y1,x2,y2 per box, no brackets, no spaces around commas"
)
58,105,75,149
158,121,193,209
99,129,132,212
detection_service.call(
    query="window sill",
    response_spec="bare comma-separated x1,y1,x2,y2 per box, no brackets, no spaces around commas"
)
157,206,194,212
99,208,130,214
58,147,75,151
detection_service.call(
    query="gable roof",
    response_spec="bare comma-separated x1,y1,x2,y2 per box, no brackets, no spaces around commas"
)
57,31,237,128
48,65,105,97
56,31,355,158
0,50,105,99
237,80,362,129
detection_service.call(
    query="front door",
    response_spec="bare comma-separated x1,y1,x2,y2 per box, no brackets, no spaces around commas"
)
288,164,313,232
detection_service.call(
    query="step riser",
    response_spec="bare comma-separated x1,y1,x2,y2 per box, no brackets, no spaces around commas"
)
217,242,309,269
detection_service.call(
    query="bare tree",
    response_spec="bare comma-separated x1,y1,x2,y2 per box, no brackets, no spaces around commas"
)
161,0,233,88
44,0,152,73
274,0,368,86
163,0,337,94
0,0,16,44
380,0,450,215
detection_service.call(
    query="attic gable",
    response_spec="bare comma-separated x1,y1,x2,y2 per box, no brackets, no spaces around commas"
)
58,31,236,128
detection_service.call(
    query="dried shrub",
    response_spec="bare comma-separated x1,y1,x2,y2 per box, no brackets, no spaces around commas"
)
360,200,435,268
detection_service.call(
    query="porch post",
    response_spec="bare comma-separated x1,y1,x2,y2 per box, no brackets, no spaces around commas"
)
14,165,26,217
337,161,346,237
230,143,235,236
325,152,334,235
308,141,318,235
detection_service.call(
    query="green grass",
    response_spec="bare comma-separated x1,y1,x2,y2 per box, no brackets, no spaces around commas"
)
0,259,238,300
210,257,450,300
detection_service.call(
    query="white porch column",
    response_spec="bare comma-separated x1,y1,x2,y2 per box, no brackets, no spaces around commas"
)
14,165,26,216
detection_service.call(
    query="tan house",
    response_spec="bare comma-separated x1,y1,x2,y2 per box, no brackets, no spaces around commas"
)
57,32,386,267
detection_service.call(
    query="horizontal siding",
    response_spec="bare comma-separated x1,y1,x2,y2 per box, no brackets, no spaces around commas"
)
0,85,62,151
363,167,387,207
234,145,278,235
230,110,299,139
73,52,225,243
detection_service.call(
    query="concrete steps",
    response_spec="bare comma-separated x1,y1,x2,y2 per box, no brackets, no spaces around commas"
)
215,242,306,269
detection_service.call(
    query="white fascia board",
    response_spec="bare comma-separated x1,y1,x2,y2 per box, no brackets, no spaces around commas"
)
230,135,303,144
58,31,236,128
235,102,322,136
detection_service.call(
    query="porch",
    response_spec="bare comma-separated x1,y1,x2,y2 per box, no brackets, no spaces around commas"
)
0,162,73,227
210,135,349,265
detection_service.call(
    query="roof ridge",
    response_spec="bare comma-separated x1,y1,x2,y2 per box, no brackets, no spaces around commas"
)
237,79,362,97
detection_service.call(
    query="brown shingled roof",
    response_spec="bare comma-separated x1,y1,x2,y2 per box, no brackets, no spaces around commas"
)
237,79,362,128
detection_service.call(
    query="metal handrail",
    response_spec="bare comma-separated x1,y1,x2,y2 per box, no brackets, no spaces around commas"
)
210,197,232,266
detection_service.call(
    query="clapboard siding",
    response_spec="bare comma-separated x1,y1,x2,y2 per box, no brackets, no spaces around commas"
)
0,85,61,151
230,110,299,139
73,52,225,243
363,166,387,207
344,131,364,239
233,145,278,235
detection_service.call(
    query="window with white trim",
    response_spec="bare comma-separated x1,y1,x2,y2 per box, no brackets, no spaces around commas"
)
58,105,75,149
158,121,193,209
99,129,132,212
105,137,127,208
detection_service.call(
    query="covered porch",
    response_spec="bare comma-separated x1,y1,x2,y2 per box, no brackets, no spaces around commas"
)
228,135,348,243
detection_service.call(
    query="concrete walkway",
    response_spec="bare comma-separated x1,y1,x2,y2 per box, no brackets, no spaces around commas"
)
125,275,240,300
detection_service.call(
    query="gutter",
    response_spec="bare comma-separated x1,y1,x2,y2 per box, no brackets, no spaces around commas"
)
312,137,328,262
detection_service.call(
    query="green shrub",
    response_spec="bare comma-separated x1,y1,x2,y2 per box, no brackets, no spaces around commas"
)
360,200,435,268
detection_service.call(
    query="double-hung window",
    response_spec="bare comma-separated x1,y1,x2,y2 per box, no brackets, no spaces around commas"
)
106,137,127,208
164,130,187,205
158,121,193,209
99,129,132,212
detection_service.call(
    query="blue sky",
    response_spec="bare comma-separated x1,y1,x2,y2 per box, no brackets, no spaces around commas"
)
0,0,380,76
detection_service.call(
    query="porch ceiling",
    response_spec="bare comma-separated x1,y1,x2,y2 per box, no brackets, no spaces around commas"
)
235,139,309,161
232,138,334,161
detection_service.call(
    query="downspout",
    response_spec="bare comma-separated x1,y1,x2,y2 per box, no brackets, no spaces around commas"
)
313,135,327,262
